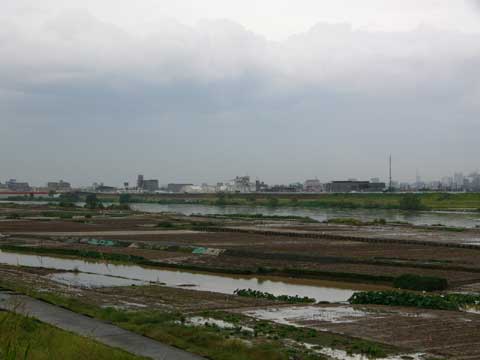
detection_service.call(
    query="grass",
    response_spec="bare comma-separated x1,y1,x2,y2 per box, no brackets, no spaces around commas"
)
0,311,144,360
87,192,480,211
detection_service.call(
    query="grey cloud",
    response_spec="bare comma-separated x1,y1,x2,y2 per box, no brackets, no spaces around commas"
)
1,11,480,185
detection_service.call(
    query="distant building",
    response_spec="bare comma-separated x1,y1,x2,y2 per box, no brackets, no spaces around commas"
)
137,175,144,189
234,176,251,193
304,179,322,192
47,180,71,192
142,179,159,192
95,185,117,193
265,184,302,193
6,179,30,192
255,180,268,192
182,185,203,193
136,174,159,192
325,181,385,193
167,183,193,193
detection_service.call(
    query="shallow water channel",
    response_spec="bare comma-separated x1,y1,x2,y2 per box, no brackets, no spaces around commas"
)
0,250,355,302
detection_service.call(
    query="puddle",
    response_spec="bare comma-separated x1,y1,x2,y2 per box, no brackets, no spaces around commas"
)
243,306,372,326
304,343,426,360
187,316,254,333
0,250,355,302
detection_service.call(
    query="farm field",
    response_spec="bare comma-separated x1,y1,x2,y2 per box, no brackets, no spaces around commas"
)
1,202,480,359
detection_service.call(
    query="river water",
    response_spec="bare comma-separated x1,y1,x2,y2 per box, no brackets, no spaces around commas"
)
2,200,480,228
0,250,355,302
131,203,480,228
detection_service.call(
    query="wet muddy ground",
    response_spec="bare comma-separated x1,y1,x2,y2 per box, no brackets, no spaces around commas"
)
2,209,480,359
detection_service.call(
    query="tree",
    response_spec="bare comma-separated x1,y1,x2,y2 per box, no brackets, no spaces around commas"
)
399,194,424,211
59,192,80,203
119,193,131,204
85,194,102,209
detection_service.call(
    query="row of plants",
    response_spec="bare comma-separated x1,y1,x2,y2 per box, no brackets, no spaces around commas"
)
393,274,448,291
200,213,318,223
233,289,316,304
324,218,387,226
349,290,480,311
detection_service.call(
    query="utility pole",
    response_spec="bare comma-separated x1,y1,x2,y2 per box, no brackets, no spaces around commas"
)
389,155,392,192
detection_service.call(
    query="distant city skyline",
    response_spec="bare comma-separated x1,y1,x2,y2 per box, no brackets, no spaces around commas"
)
2,167,480,190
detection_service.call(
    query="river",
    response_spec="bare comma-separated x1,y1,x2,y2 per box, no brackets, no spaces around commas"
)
131,203,480,228
2,200,480,228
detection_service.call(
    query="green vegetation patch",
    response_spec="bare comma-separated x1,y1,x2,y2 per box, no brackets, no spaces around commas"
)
234,289,315,304
0,311,143,360
393,274,448,291
349,290,480,311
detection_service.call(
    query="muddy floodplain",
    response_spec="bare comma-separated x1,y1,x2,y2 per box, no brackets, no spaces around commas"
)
1,205,480,359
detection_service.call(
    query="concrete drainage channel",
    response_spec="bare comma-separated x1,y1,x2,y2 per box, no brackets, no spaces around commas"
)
0,290,204,360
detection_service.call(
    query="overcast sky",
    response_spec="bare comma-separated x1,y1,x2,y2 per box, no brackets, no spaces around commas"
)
2,0,480,186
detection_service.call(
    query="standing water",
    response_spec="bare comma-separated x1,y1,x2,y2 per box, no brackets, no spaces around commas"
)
0,250,355,302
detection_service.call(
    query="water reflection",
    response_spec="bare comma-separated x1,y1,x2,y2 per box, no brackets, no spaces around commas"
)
131,203,480,228
0,250,354,302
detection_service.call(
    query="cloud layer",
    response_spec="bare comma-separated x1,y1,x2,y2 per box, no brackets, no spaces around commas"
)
1,10,480,185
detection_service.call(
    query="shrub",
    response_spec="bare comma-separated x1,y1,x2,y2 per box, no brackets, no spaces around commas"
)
234,289,315,304
349,291,457,310
119,194,131,204
393,274,448,291
399,194,425,210
349,290,480,311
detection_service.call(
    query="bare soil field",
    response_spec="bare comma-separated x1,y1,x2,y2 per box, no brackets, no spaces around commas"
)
238,303,480,360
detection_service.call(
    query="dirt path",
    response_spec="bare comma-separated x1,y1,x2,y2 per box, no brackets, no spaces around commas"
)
0,291,204,360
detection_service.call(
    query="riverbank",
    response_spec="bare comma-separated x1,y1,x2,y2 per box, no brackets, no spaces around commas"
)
97,192,480,211
7,192,480,211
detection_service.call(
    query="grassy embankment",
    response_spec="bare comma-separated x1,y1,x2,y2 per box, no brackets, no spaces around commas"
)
7,192,480,211
90,192,480,211
0,311,143,360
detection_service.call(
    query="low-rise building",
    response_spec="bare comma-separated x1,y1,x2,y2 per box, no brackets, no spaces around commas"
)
167,183,194,193
47,180,71,192
6,179,30,192
304,179,322,192
325,181,386,193
142,179,159,192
